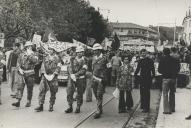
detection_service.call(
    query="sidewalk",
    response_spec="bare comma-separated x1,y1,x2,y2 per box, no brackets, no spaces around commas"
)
156,88,191,128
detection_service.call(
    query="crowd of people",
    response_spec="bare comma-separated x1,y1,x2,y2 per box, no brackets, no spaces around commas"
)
1,40,191,120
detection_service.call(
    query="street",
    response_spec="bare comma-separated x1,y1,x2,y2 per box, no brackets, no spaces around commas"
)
0,82,161,128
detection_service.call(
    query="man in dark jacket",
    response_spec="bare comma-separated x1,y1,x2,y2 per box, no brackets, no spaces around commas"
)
158,48,180,114
135,49,155,113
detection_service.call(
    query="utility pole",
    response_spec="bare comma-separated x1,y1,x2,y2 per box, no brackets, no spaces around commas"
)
173,19,176,46
157,25,161,46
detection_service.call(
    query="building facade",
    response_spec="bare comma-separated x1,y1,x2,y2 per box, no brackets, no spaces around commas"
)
182,9,191,46
110,22,159,44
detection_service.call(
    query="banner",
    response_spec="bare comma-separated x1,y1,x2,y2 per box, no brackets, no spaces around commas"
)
179,63,190,75
87,37,95,46
48,41,68,52
145,46,155,53
32,34,41,48
73,39,92,49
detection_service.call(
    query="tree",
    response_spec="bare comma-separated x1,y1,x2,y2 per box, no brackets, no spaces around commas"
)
0,0,111,46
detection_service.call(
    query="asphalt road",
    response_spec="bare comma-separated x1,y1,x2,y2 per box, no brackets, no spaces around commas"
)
0,82,161,128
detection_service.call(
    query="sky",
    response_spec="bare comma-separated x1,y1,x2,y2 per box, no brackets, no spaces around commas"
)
88,0,191,27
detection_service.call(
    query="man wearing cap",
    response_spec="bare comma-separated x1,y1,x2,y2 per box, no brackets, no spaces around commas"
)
12,41,38,107
7,43,22,98
65,46,87,113
0,45,6,104
91,43,108,119
35,46,61,112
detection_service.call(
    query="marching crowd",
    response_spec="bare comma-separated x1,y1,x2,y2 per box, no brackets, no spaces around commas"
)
1,40,191,119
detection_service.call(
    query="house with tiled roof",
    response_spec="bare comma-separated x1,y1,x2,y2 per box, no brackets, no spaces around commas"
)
110,22,159,43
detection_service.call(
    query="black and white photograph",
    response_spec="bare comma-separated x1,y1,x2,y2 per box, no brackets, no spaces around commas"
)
0,0,191,128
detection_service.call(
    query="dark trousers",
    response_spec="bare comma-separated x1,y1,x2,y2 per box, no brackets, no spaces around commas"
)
2,66,6,81
67,78,86,107
162,78,176,113
140,78,152,111
118,90,133,110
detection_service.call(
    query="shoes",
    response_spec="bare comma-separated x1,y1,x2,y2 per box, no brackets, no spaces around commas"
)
127,107,132,111
186,86,191,89
94,113,101,119
163,112,172,114
86,100,92,102
73,97,77,101
12,95,16,98
142,110,149,113
75,106,80,113
48,105,54,112
10,94,16,97
185,115,191,120
65,107,73,113
12,102,20,107
25,101,31,107
35,105,43,112
118,109,126,113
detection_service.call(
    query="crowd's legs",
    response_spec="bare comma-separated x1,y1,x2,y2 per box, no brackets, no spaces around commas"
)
9,67,17,97
92,78,104,119
12,74,35,107
35,76,58,112
140,78,152,112
118,90,133,113
2,65,6,82
162,79,176,114
111,65,119,87
0,81,1,105
85,71,93,102
65,78,86,113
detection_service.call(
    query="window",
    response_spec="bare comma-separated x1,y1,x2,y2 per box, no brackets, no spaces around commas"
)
134,29,138,34
128,30,132,34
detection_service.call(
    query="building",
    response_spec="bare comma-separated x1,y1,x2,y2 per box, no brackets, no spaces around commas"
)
182,8,191,45
110,22,159,43
109,22,159,51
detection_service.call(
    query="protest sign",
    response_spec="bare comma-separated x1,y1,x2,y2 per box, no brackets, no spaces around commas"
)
32,34,41,48
179,63,190,75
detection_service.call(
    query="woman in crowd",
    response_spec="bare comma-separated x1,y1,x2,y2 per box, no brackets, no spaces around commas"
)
116,56,134,113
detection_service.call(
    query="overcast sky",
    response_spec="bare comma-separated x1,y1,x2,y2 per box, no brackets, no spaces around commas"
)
88,0,190,27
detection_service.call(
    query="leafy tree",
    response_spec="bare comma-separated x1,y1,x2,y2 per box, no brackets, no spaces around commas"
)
0,0,111,46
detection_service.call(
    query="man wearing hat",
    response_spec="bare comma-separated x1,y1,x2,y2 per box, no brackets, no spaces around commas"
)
65,46,87,113
12,41,38,107
0,44,6,105
35,45,61,112
91,43,108,119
